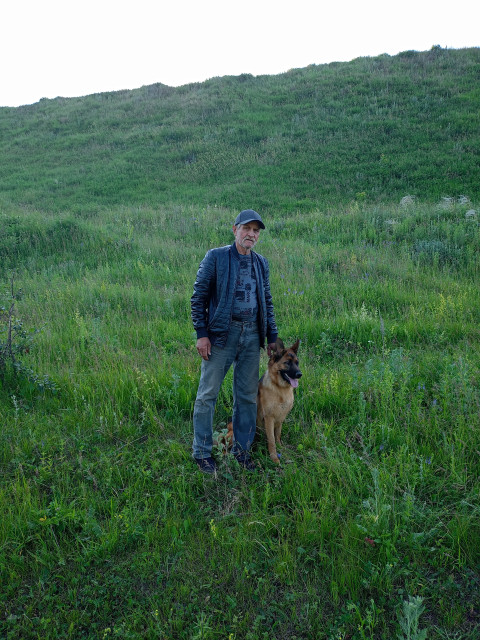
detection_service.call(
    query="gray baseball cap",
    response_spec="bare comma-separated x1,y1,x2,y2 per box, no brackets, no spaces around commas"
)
234,209,265,229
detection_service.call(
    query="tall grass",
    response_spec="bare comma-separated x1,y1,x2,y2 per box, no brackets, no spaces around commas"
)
1,198,479,638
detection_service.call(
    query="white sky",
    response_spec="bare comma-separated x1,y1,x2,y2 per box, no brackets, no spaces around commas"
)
1,0,478,107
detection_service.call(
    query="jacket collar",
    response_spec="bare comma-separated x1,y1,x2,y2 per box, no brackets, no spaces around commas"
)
231,242,256,260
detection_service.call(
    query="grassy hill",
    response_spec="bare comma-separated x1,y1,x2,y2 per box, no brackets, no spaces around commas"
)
1,47,480,639
1,46,479,214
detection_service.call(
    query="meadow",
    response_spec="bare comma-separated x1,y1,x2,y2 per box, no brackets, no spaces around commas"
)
1,196,479,639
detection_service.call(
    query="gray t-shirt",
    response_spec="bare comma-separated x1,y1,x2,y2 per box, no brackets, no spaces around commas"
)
232,254,258,321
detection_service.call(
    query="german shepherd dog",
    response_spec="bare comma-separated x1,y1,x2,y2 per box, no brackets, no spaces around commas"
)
221,339,301,464
256,338,302,464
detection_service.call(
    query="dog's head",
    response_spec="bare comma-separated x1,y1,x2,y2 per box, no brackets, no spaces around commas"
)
271,338,302,388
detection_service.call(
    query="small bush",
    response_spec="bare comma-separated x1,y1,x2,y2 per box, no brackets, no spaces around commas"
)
0,275,57,394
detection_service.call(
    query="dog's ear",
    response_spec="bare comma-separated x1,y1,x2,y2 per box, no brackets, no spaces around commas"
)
289,339,300,354
271,338,285,361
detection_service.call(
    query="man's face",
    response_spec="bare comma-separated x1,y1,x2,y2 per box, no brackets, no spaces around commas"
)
233,222,261,254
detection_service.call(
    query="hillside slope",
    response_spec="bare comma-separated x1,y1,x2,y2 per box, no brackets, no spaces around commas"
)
1,46,479,213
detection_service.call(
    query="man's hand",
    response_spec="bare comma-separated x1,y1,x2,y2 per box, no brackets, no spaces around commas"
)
267,342,277,358
196,337,212,360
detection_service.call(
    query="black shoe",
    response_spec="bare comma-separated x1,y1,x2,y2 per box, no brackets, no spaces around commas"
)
234,451,257,471
194,456,217,474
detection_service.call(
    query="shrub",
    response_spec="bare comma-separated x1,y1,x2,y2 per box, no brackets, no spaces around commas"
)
0,275,57,393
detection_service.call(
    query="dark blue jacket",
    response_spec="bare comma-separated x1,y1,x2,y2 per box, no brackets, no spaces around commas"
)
191,242,278,348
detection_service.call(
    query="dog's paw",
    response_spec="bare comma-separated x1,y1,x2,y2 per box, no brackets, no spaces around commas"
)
270,453,281,464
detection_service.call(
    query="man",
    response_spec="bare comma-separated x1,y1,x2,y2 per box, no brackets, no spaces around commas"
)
191,209,278,473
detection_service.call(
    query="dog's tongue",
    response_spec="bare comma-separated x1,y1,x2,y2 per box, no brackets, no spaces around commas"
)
287,376,299,388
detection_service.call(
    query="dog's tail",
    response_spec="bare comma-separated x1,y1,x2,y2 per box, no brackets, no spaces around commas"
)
225,419,233,446
213,419,234,453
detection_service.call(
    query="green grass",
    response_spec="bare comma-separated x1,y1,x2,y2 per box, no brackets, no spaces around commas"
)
1,45,479,638
1,199,479,638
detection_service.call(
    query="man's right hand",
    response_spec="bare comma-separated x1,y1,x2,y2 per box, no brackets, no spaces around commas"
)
196,337,212,360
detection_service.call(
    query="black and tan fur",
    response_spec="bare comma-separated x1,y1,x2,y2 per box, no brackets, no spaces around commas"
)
221,339,301,463
256,338,302,464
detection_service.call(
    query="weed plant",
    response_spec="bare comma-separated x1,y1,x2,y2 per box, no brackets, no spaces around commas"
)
0,275,57,394
1,198,479,638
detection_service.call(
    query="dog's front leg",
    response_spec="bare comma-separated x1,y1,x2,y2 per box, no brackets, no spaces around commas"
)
274,422,282,446
264,416,280,464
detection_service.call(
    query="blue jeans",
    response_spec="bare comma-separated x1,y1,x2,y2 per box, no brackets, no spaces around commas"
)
193,320,260,459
